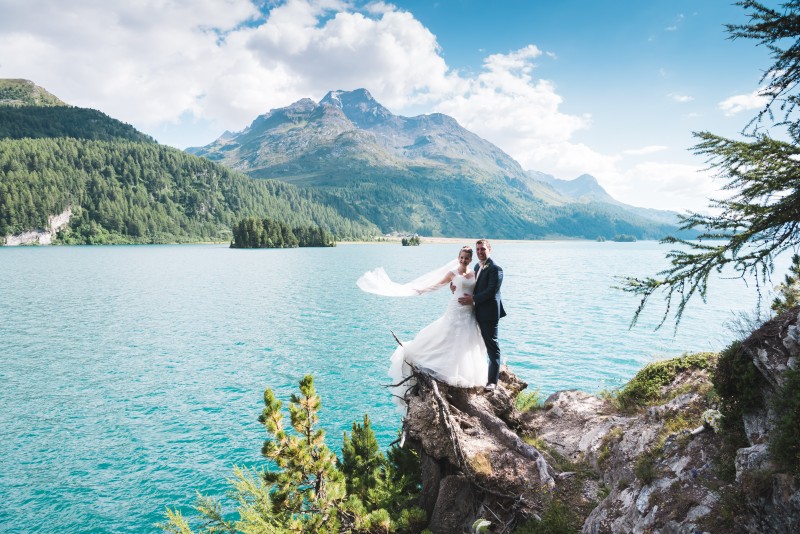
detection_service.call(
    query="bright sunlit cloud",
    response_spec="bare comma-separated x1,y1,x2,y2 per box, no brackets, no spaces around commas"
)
434,44,596,176
719,89,769,116
601,161,715,212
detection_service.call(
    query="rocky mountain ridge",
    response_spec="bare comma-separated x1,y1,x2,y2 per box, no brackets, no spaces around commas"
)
189,88,687,239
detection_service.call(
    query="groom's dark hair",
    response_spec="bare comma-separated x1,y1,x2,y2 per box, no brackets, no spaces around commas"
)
476,238,491,250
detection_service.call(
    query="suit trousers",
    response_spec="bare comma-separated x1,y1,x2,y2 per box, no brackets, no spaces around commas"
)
478,318,500,384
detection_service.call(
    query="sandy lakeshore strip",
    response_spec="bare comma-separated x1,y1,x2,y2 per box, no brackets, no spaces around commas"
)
338,236,564,245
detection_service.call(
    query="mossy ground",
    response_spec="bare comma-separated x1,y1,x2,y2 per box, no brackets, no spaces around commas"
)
611,352,717,412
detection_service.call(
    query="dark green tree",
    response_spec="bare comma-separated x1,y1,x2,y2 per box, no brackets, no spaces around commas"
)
161,376,425,534
259,375,346,531
772,253,800,314
620,1,800,327
341,415,385,507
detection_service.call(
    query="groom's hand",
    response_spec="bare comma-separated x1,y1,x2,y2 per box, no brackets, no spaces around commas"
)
458,294,473,305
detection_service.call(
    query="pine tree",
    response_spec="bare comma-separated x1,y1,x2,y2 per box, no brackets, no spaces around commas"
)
621,1,800,327
772,253,800,315
259,375,346,531
341,415,386,508
160,376,426,533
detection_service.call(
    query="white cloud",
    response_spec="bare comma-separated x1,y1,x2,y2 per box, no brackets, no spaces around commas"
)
669,93,693,103
0,0,261,128
433,45,602,176
719,89,769,116
599,161,716,212
0,0,459,135
623,145,668,156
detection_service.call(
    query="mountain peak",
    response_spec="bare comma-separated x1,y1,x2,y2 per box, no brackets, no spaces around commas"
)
573,173,599,185
320,88,392,128
321,88,376,106
0,79,66,107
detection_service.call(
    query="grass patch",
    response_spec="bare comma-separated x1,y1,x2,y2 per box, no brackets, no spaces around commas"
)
614,352,717,411
634,448,661,485
698,485,747,533
597,427,623,467
523,435,590,474
513,499,582,534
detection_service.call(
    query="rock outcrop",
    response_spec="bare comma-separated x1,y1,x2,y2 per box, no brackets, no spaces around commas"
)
3,207,72,245
402,308,800,533
400,368,556,533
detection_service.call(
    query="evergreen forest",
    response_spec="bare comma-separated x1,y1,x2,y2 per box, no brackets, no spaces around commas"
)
0,106,377,244
231,217,336,248
0,106,155,143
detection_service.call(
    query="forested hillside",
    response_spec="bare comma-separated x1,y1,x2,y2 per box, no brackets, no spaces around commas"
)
0,137,377,244
0,106,155,143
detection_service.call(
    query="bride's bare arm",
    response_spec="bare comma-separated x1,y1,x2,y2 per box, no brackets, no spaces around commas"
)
415,271,455,294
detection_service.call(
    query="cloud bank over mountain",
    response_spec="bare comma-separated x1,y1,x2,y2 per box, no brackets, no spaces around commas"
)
0,0,770,212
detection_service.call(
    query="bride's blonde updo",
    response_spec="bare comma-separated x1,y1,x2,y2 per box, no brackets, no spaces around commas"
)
459,245,473,258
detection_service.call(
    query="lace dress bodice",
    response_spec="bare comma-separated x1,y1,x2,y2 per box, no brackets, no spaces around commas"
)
448,271,476,317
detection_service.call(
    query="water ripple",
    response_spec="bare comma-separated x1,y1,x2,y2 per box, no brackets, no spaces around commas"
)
0,242,777,532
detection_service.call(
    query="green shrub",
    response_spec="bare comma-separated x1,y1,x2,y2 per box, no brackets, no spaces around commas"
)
712,341,765,481
769,368,800,475
362,508,392,533
713,341,765,417
771,254,800,315
395,507,427,532
515,388,543,412
160,375,424,533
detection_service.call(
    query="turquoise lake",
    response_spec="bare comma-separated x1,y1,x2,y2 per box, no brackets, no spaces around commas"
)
0,242,776,532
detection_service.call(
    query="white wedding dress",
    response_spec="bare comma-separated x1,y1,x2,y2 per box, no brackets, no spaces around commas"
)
388,270,488,404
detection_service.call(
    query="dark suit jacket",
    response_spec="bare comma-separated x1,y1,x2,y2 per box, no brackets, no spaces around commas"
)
473,258,506,322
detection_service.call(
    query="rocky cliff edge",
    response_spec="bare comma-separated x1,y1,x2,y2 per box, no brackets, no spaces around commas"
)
400,308,800,533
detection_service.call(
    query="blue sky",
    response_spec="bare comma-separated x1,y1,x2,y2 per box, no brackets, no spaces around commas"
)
0,0,781,211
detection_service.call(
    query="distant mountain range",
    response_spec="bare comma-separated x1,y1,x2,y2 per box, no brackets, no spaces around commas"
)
528,171,684,227
190,88,688,239
2,80,691,244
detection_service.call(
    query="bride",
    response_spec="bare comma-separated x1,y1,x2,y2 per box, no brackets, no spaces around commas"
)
357,246,488,404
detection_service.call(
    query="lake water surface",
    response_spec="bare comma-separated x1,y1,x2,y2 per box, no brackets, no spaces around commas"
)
0,242,775,532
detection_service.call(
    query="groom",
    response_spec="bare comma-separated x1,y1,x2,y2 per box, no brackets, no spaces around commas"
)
458,239,506,391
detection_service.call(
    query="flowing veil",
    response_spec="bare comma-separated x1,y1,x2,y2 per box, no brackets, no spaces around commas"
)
356,259,459,297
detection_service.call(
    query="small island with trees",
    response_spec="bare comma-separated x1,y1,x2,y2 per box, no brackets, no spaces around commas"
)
230,217,336,248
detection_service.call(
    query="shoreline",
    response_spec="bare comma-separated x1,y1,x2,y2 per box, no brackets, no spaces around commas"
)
338,236,586,245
